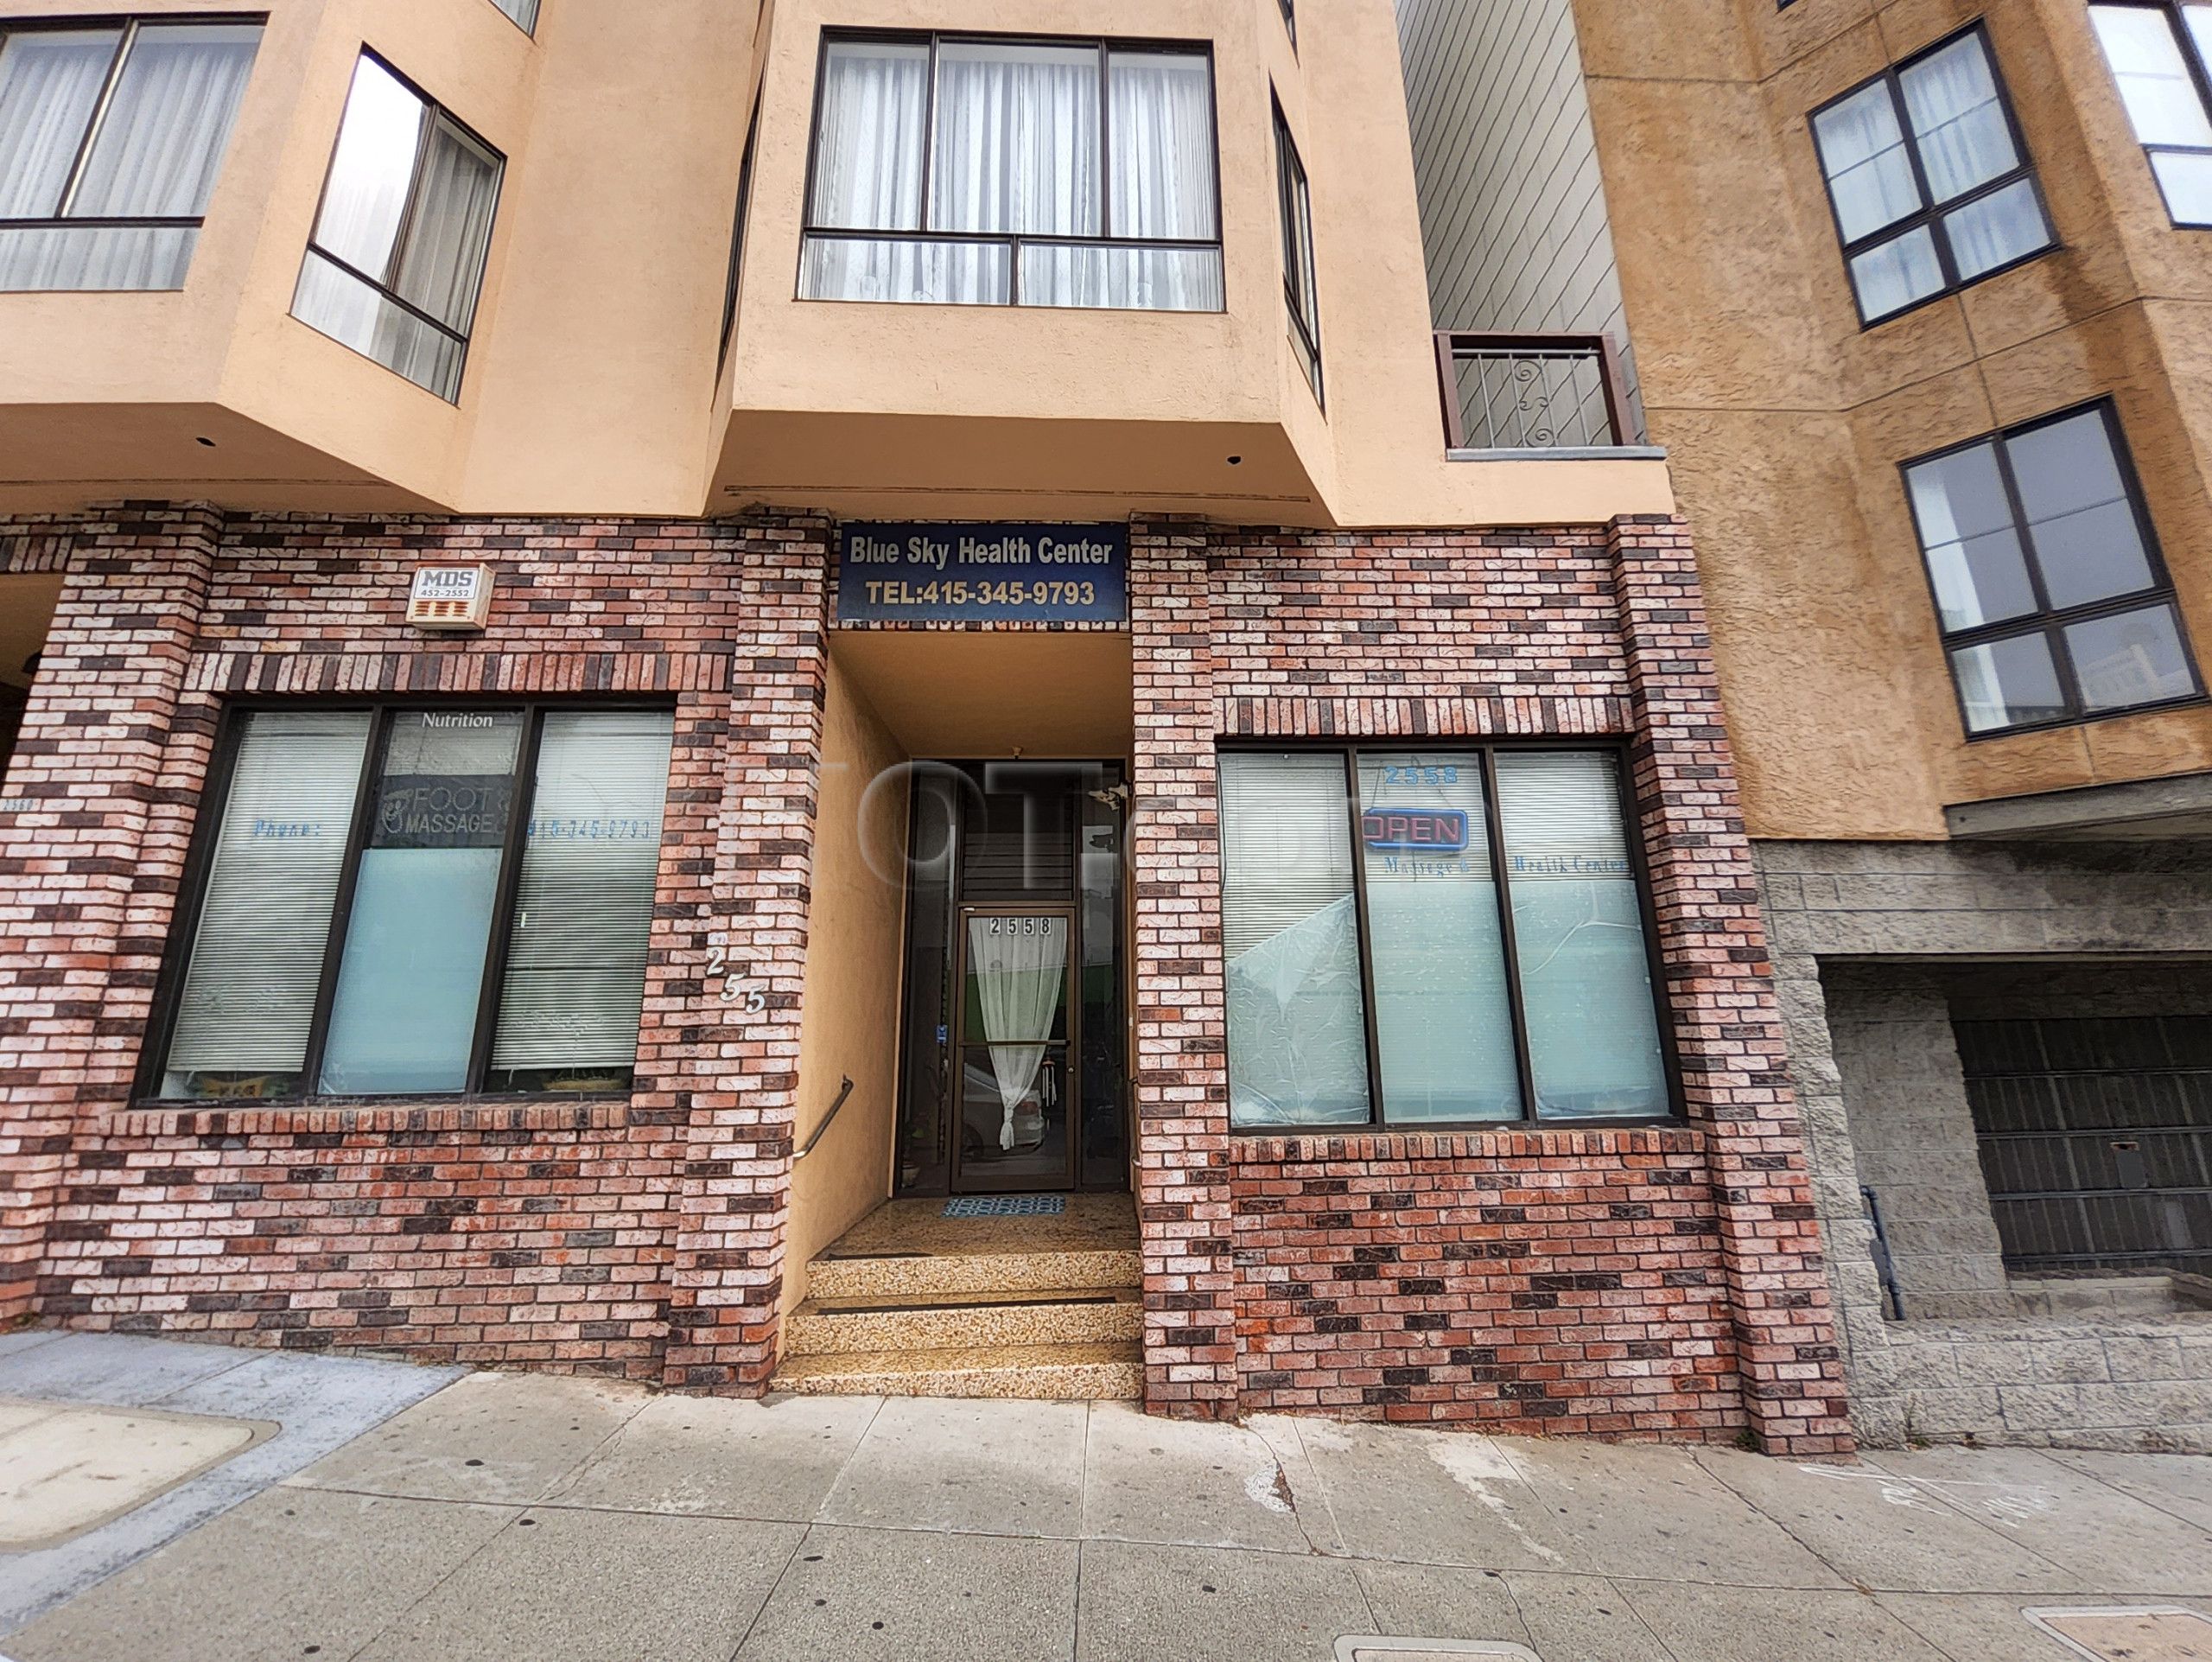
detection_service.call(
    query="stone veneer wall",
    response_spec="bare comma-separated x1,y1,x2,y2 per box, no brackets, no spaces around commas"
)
0,508,830,1387
1131,516,1851,1452
1754,839,2212,1450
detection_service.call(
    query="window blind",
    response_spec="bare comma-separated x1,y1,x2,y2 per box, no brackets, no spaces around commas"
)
162,710,371,1087
490,710,674,1073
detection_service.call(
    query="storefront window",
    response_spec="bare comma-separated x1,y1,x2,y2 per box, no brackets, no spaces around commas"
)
1218,746,1673,1130
155,704,673,1102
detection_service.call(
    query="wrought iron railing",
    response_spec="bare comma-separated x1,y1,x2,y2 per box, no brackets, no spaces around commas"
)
1433,330,1638,451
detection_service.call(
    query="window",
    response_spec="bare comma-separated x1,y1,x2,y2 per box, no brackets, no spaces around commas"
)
798,33,1223,311
719,100,760,367
0,18,260,291
291,55,504,401
153,705,676,1102
2090,3,2212,224
1280,0,1297,46
1808,26,2054,324
1217,748,1671,1130
1903,403,2202,735
1273,103,1321,402
491,0,540,35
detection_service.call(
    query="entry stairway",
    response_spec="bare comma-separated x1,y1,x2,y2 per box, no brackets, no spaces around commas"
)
770,1195,1144,1399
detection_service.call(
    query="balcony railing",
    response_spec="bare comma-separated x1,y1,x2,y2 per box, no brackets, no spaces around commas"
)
1434,330,1641,452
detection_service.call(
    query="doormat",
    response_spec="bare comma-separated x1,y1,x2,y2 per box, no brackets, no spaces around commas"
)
943,1195,1066,1218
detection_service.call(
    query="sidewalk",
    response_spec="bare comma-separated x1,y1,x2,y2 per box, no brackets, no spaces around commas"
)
2,1332,2209,1661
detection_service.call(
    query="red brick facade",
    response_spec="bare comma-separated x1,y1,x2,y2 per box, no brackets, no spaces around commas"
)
0,506,1849,1451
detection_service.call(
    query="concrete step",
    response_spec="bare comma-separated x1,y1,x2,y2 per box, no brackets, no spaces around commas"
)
783,1289,1143,1357
806,1246,1143,1302
770,1340,1143,1400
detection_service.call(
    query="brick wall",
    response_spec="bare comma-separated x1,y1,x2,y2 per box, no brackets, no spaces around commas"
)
0,509,830,1383
1132,516,1851,1451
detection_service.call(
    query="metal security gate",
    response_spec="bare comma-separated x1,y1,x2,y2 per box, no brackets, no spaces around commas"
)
1956,1014,2212,1277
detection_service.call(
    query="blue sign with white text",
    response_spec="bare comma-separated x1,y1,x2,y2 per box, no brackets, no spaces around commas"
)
837,522,1128,625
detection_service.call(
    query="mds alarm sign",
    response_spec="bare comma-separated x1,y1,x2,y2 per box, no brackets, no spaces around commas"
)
838,523,1128,624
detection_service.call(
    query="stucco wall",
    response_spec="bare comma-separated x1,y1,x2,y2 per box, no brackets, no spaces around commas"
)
782,657,911,1328
1567,0,2212,836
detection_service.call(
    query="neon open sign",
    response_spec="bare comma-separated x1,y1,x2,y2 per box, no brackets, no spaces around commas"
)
1361,809,1470,852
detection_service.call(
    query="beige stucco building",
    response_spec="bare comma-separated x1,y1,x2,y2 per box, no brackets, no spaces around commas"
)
1401,0,2212,1449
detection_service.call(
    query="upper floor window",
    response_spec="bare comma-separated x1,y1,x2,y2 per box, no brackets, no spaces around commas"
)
152,704,676,1103
1272,102,1321,403
290,54,503,402
1218,747,1671,1130
799,33,1223,312
0,18,260,292
1809,26,2055,325
1903,402,2202,735
719,101,760,367
491,0,539,34
2089,3,2212,224
1280,0,1297,46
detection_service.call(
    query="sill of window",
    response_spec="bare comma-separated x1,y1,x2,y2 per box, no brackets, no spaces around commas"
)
1229,1121,1700,1161
1961,691,2211,742
113,1097,638,1137
1446,445,1666,463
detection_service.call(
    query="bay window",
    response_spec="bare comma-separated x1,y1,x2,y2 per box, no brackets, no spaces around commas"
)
0,17,261,291
1218,747,1672,1130
153,704,675,1102
799,32,1223,311
291,55,503,401
2089,3,2212,224
1808,26,2054,324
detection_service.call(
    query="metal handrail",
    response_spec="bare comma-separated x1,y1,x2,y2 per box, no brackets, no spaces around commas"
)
1433,329,1634,450
794,1075,855,1162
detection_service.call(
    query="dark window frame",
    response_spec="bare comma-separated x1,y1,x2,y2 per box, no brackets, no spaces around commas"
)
0,14,265,246
137,697,676,1107
1900,398,2207,740
295,48,505,402
1271,96,1322,406
1217,737,1683,1137
795,27,1225,310
1280,0,1297,48
1807,21,2056,328
487,0,539,37
718,96,760,369
2088,0,2212,226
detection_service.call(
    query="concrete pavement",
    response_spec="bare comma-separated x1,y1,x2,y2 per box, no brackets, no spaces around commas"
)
2,1333,2210,1661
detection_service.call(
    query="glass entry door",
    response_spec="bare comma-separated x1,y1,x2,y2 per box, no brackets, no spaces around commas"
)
953,907,1077,1192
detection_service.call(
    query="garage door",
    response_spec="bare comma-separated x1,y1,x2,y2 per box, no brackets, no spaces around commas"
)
1955,1013,2212,1278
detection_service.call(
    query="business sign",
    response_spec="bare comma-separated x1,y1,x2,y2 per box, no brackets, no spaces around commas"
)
1361,808,1470,853
837,522,1128,625
407,564,494,631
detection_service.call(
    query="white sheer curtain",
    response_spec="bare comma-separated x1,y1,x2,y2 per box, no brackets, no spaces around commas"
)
800,36,1221,311
292,55,501,400
0,22,258,292
1899,35,2017,201
966,916,1066,1150
1812,81,1919,240
0,29,116,218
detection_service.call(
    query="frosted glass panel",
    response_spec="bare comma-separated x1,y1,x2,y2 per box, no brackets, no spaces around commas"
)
318,710,523,1095
1219,751,1370,1127
1495,753,1668,1120
1357,755,1519,1123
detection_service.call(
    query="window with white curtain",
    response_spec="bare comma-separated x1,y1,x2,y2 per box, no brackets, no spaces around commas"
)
490,0,541,35
1901,401,2202,735
1272,102,1321,403
290,54,504,401
153,704,675,1102
1217,747,1673,1130
2090,3,2212,224
0,17,261,292
1808,24,2055,324
800,32,1223,311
